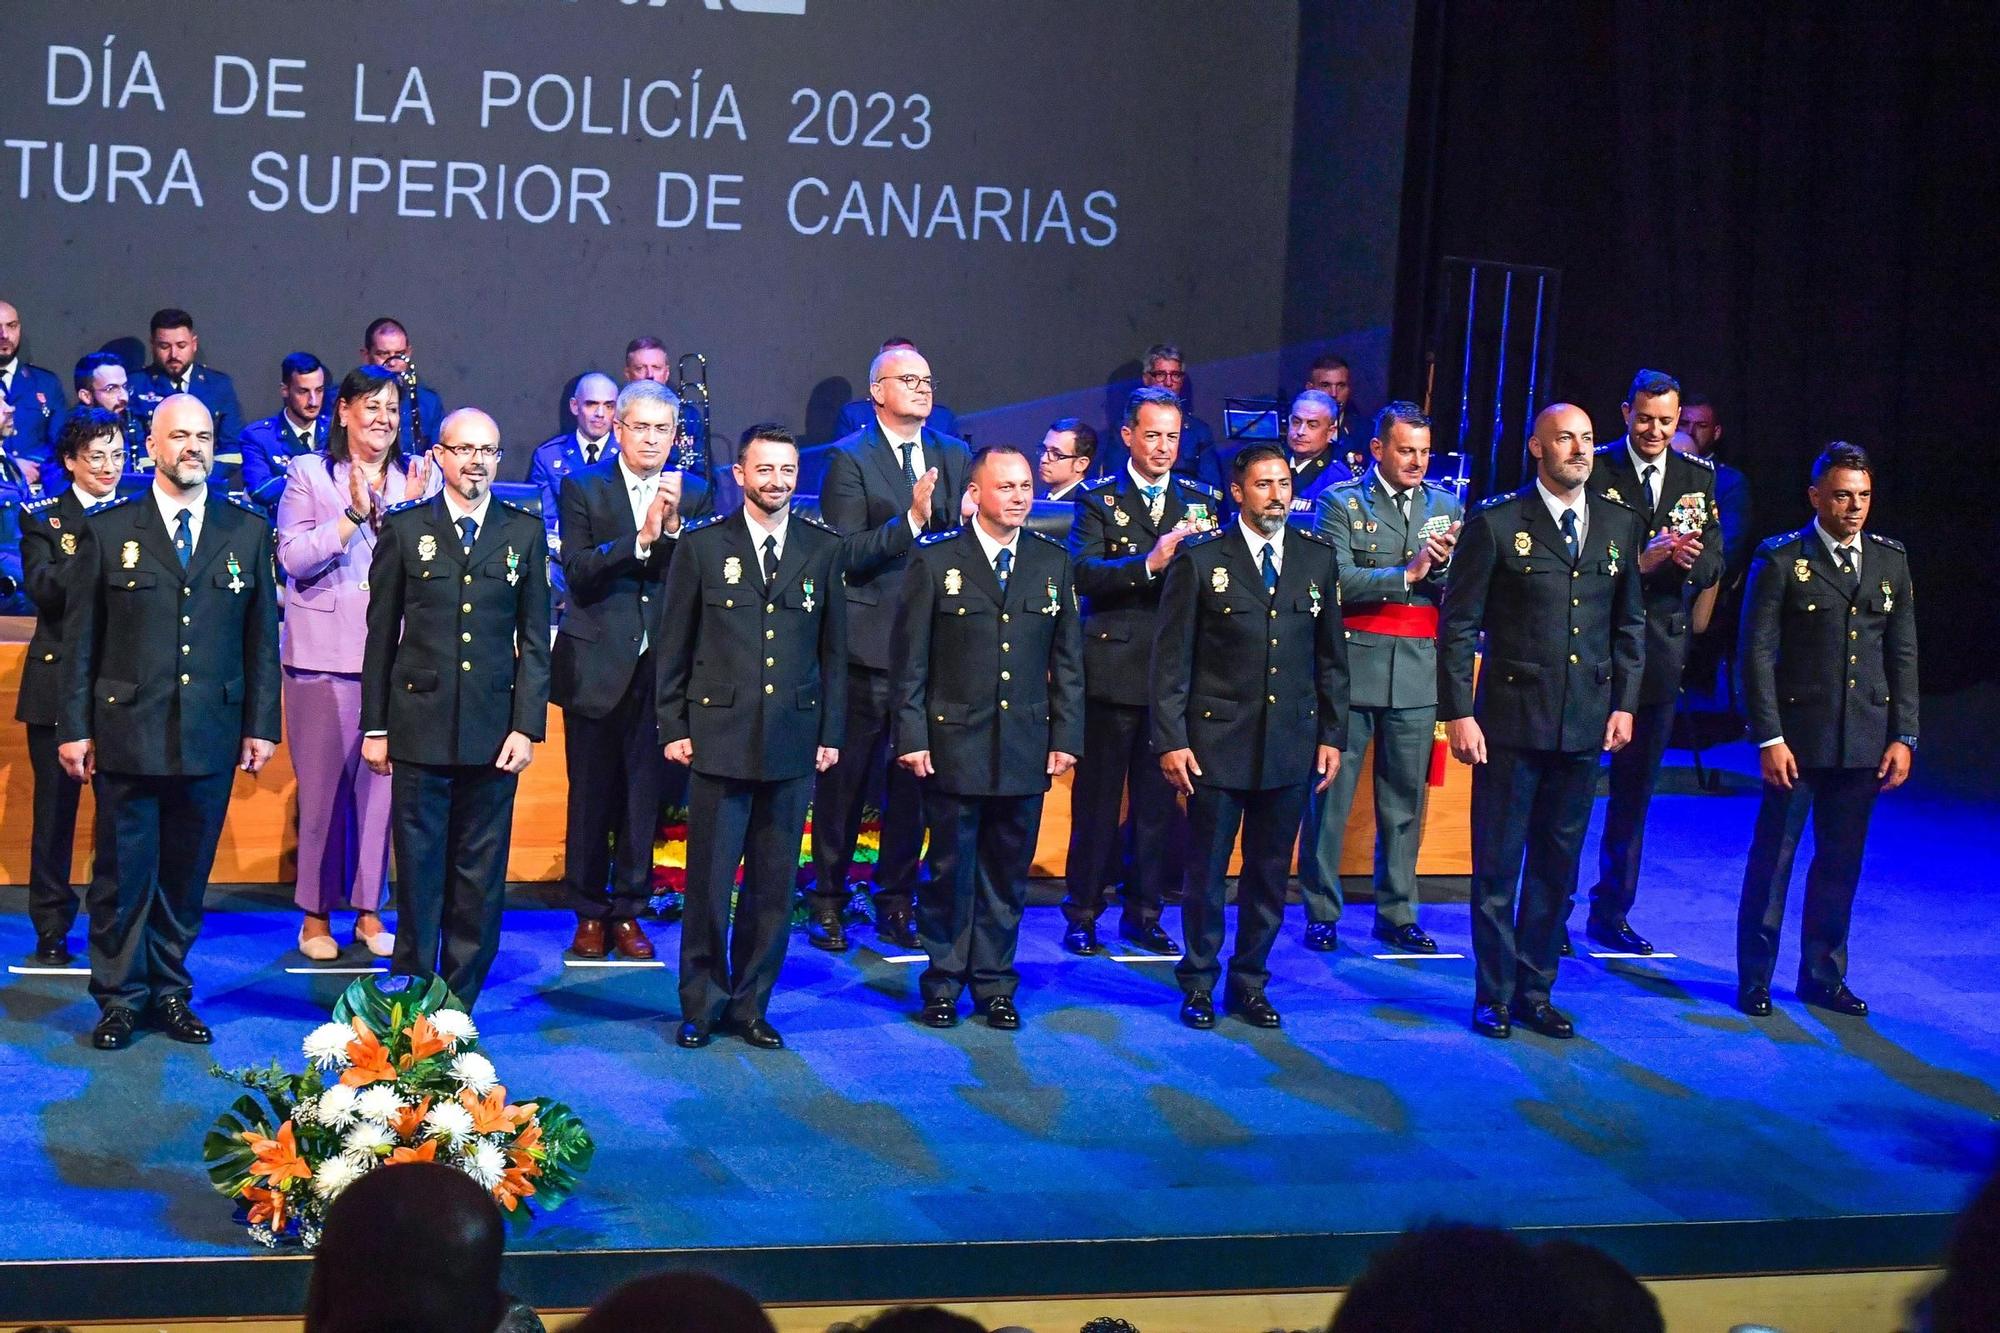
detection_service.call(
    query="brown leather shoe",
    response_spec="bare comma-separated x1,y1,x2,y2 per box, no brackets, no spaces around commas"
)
610,919,655,961
570,918,608,959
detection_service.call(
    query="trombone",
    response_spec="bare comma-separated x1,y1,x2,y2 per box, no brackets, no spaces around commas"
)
673,352,709,475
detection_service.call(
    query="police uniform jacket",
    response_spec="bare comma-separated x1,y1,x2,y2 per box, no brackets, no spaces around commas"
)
1068,470,1224,707
655,510,849,782
1149,524,1350,790
820,423,971,672
1739,527,1917,770
237,412,326,506
57,491,281,775
3,362,65,462
1437,486,1646,753
1315,469,1463,711
133,364,243,447
891,527,1085,797
1588,442,1723,705
361,493,551,766
15,488,90,726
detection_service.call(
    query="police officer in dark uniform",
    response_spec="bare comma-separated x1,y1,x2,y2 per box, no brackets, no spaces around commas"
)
1580,370,1723,954
892,446,1084,1030
657,426,848,1050
1061,387,1221,956
237,353,331,509
1152,443,1350,1030
58,394,281,1050
131,309,243,448
1735,443,1916,1019
1438,403,1646,1040
362,409,550,1009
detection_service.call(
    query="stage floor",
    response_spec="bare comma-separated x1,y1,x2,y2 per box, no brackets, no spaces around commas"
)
4,691,1998,1319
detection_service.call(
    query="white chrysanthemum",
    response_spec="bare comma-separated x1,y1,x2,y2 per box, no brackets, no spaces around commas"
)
424,1100,477,1144
343,1122,393,1156
448,1052,498,1095
461,1139,507,1189
316,1083,360,1128
428,1009,477,1046
312,1152,369,1200
303,1022,355,1070
352,1085,405,1124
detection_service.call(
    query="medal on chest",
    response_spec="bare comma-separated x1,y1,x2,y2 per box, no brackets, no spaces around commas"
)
1606,542,1620,576
1043,578,1060,615
505,545,520,586
1879,579,1893,612
226,553,245,594
1513,532,1532,557
1309,581,1323,617
943,567,963,597
1794,558,1811,583
60,532,76,556
802,576,816,613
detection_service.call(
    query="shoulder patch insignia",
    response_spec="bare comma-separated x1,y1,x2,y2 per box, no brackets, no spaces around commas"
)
86,494,139,516
1473,493,1515,513
1866,531,1905,551
793,511,835,533
916,527,964,547
493,496,534,517
382,496,430,517
1293,526,1336,548
1025,527,1065,548
681,513,726,535
1179,528,1225,550
22,495,59,512
1597,490,1640,512
222,491,269,517
1757,529,1806,555
1080,474,1119,492
1183,479,1222,498
1682,452,1716,470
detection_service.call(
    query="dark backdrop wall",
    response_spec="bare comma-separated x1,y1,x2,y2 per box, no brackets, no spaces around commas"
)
1392,2,2000,690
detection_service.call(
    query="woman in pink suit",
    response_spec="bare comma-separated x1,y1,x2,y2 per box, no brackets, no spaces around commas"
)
276,365,437,960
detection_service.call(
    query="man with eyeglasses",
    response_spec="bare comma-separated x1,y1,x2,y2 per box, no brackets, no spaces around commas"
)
71,352,147,469
831,337,961,443
1038,418,1096,501
1118,343,1221,489
57,395,282,1049
319,317,445,455
813,343,972,953
237,352,330,509
550,380,711,964
361,409,550,1008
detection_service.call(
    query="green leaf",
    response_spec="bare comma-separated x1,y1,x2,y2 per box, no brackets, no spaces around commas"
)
330,974,463,1031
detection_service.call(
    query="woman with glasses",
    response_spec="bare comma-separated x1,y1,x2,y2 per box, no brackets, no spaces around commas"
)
275,366,436,962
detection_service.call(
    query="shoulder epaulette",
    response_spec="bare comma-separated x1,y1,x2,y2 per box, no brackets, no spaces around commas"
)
1593,443,1620,457
916,527,964,547
1421,479,1458,495
21,495,59,513
1025,528,1065,549
1757,529,1806,555
86,494,139,516
1180,478,1222,499
1473,492,1516,514
1080,474,1120,492
1682,451,1716,470
1866,531,1905,552
222,491,269,517
1180,528,1226,550
793,511,835,534
1293,527,1336,549
681,513,726,535
494,495,535,517
382,497,429,517
1596,490,1640,513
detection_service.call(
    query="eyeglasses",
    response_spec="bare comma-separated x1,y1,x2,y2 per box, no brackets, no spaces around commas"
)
874,374,936,392
81,450,128,469
1039,447,1078,462
1143,368,1187,384
618,420,679,440
439,444,502,460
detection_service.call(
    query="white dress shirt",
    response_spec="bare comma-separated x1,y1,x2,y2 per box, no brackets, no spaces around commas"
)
1815,519,1862,577
577,430,610,467
971,517,1020,577
1627,442,1668,511
440,487,493,543
72,483,108,511
152,481,208,555
745,505,790,572
1237,516,1285,578
1535,478,1588,551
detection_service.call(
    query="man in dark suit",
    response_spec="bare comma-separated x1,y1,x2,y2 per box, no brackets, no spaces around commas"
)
0,298,66,474
131,309,242,449
658,426,848,1049
1037,417,1096,502
1439,403,1646,1040
57,394,281,1049
811,344,972,952
1581,370,1723,954
831,338,961,443
893,446,1084,1029
1152,443,1350,1030
362,409,550,1009
17,409,127,965
549,380,708,963
237,352,330,509
1061,387,1221,956
1735,443,1916,1020
1284,390,1356,518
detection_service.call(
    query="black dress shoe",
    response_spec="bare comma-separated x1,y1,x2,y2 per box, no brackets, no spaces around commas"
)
977,996,1020,1030
1558,927,1574,958
676,1021,712,1049
1118,921,1178,954
1227,993,1282,1028
1799,980,1869,1018
1509,1000,1575,1039
807,910,849,953
92,1007,138,1051
921,997,960,1029
1372,922,1438,954
878,909,921,951
1061,923,1100,956
154,996,212,1045
1303,921,1339,952
1738,987,1773,1018
33,933,73,967
731,1018,785,1049
1180,990,1216,1029
1472,1004,1512,1039
1586,917,1654,955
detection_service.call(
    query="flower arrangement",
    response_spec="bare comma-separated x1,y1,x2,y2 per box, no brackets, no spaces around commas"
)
203,975,593,1248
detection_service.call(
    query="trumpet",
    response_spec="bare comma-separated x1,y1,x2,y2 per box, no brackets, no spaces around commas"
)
398,356,424,453
673,351,709,475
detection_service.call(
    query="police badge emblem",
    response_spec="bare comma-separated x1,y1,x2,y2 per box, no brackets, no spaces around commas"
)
944,567,963,596
723,556,742,585
1210,566,1229,593
1794,558,1811,583
1514,532,1532,556
1113,507,1130,527
121,540,139,569
1605,487,1623,504
418,534,438,563
60,533,77,556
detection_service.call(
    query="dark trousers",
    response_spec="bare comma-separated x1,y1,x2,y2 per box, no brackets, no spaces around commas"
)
679,771,812,1026
1737,766,1877,993
562,657,680,920
1298,704,1435,927
1589,698,1676,921
811,663,924,915
918,790,1040,1004
390,761,519,1009
1062,699,1177,928
1175,781,1307,998
1468,745,1596,1009
87,769,233,1013
26,722,84,940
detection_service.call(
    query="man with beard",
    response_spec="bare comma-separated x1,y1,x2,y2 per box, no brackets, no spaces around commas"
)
362,409,550,1008
893,446,1083,1030
1152,443,1349,1030
132,309,242,448
658,426,848,1050
0,299,64,476
58,395,281,1049
1283,389,1355,516
237,352,330,508
1438,403,1646,1040
72,352,147,467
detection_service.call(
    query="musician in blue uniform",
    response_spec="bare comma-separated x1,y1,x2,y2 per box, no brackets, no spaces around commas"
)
0,299,66,472
130,309,242,450
237,352,330,509
1283,390,1355,517
319,317,445,455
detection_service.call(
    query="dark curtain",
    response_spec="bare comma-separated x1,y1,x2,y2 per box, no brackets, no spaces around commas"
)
1391,2,2000,689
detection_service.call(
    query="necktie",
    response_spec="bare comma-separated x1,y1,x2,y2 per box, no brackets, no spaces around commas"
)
173,508,193,568
583,441,600,466
1143,484,1165,524
1394,489,1411,523
1560,509,1579,561
1260,543,1278,593
995,546,1012,589
762,533,779,587
1641,464,1658,512
458,515,477,555
1836,545,1858,586
176,374,189,394
899,442,918,487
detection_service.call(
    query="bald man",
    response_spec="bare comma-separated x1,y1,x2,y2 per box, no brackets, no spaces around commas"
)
0,299,62,477
362,408,551,1007
57,394,282,1049
1437,403,1646,1040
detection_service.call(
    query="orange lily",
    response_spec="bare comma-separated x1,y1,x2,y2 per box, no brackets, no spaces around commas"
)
387,1139,439,1165
340,1018,396,1087
391,1095,433,1142
242,1183,289,1232
240,1122,311,1187
492,1165,538,1212
398,1015,449,1070
461,1086,518,1136
506,1120,544,1173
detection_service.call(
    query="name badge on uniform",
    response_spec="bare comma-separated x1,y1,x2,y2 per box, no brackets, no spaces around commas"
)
802,576,816,613
226,553,245,594
505,546,520,586
1514,532,1532,556
723,555,742,585
1043,578,1059,615
943,567,963,596
60,532,77,556
121,540,139,569
1607,542,1620,576
1880,579,1893,611
418,533,438,563
1794,558,1811,583
1210,566,1229,593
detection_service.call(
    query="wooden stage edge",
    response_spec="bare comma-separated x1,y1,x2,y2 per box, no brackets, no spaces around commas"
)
0,621,1471,887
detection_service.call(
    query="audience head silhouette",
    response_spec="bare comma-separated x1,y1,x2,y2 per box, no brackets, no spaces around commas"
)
864,1308,987,1333
302,1162,506,1333
1330,1225,1557,1332
1534,1240,1664,1333
570,1271,776,1333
